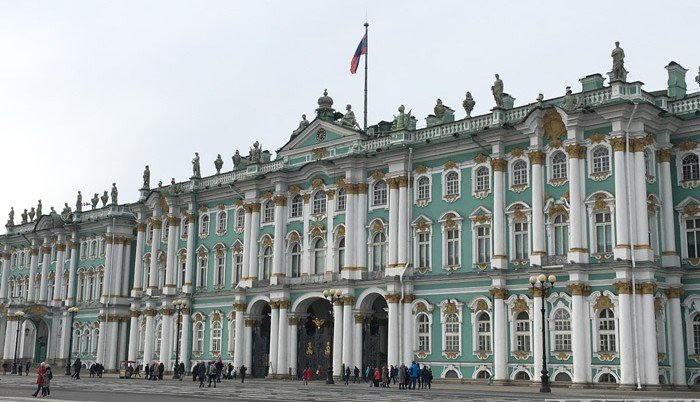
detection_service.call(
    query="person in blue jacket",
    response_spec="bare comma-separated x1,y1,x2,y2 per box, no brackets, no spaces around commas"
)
410,361,420,389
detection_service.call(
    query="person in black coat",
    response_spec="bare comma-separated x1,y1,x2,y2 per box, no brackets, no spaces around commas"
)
197,363,206,388
72,359,81,379
239,365,247,383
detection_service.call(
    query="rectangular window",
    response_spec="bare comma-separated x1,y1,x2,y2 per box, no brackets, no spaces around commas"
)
687,218,700,259
417,232,430,268
446,229,459,266
513,222,529,260
234,254,243,284
594,212,612,253
555,334,572,352
476,226,491,263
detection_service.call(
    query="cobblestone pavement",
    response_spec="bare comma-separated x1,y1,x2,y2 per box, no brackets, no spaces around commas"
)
0,374,698,402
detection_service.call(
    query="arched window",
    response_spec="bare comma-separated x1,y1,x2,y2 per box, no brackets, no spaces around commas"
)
446,227,459,267
592,146,610,173
554,372,572,382
682,154,700,181
180,216,188,238
337,238,345,272
236,208,245,229
91,329,99,354
262,200,275,223
599,373,616,383
692,314,700,354
514,311,531,352
200,214,210,236
512,160,528,186
371,232,387,271
262,246,273,279
551,151,567,180
373,180,388,206
553,309,572,352
193,322,204,353
214,253,225,286
313,238,325,275
211,321,222,353
416,313,431,352
445,171,459,196
77,272,86,302
475,166,490,192
476,312,491,352
598,308,616,352
290,194,303,218
444,313,460,352
81,329,89,353
336,188,346,211
198,257,208,288
290,243,301,277
312,191,327,215
594,211,613,253
476,370,491,379
514,371,530,381
417,176,430,200
154,322,162,353
73,329,80,353
179,255,187,288
217,211,227,233
553,214,569,256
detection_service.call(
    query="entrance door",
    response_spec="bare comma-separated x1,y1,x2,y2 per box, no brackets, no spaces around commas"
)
251,305,271,377
296,299,333,379
34,337,47,364
361,296,388,369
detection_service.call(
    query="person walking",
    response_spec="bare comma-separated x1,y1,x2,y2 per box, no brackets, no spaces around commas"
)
239,364,247,383
302,366,311,385
426,366,433,389
398,364,406,390
158,361,164,380
31,363,45,397
197,363,206,388
207,362,217,388
179,362,185,381
72,358,81,379
344,366,351,385
353,366,360,383
373,366,380,388
410,361,420,390
144,363,150,380
381,365,389,388
41,364,52,397
25,361,31,376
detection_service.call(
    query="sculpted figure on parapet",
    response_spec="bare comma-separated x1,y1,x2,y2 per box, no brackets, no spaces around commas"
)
28,207,35,222
36,200,42,217
76,191,82,212
21,208,28,224
492,73,504,108
91,194,99,210
611,41,626,81
192,152,201,178
391,105,411,130
249,141,262,164
433,99,446,119
340,105,359,129
462,92,475,117
292,114,309,138
142,165,150,189
214,154,224,174
7,207,14,226
111,183,118,205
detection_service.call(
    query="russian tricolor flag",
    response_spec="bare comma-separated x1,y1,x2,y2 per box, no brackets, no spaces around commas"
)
350,34,367,74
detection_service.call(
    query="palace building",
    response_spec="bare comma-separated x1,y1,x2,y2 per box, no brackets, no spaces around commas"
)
1,52,700,387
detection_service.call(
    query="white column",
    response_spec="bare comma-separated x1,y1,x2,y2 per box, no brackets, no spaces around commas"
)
567,145,587,263
67,239,78,305
332,300,343,376
353,315,363,370
532,292,543,383
103,235,114,299
143,307,156,364
612,139,630,259
634,291,646,382
398,177,409,265
159,311,173,372
641,283,659,385
0,248,9,300
106,321,119,370
402,295,414,365
111,239,124,297
249,204,260,279
272,197,286,279
180,310,191,370
633,142,652,261
491,159,507,268
342,298,353,367
184,214,195,293
277,302,289,376
38,243,51,303
529,152,546,264
2,319,18,359
233,304,245,369
386,295,399,366
96,319,106,364
132,223,146,296
570,285,588,384
325,193,335,273
658,150,679,267
355,184,368,271
28,244,39,301
343,186,356,275
127,310,139,363
616,283,635,385
388,179,399,268
121,239,131,296
302,196,311,276
164,217,179,294
118,319,128,365
243,320,253,369
268,302,279,375
148,219,162,292
667,288,686,386
492,289,507,381
288,317,299,377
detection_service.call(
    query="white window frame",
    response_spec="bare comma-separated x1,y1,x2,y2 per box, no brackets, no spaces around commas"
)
214,249,226,287
193,320,204,353
372,180,388,207
677,151,700,187
180,216,189,239
288,241,302,278
216,210,227,236
442,169,460,201
200,214,210,238
551,307,572,353
468,297,493,355
548,150,568,186
644,147,656,182
415,175,432,206
510,158,529,190
261,245,273,279
336,236,345,273
312,190,327,215
210,319,222,354
336,187,347,212
197,254,208,288
588,144,612,180
472,165,491,198
506,204,531,262
369,231,387,272
589,291,619,354
412,218,432,273
415,312,432,355
439,212,462,271
312,237,326,275
439,299,463,358
586,193,616,256
289,194,303,218
235,208,245,230
262,200,275,224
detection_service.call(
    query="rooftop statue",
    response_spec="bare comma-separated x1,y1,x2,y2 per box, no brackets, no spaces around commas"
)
434,98,446,119
391,105,412,130
563,86,581,110
171,178,176,185
192,152,201,178
61,203,72,218
28,207,35,222
611,41,626,81
50,207,57,216
249,141,262,164
292,114,310,138
232,150,242,169
695,66,700,88
7,207,14,226
76,191,83,212
91,193,99,210
492,74,504,108
462,92,475,118
21,208,28,224
142,165,150,190
214,154,224,174
339,104,360,128
101,191,109,207
36,200,42,218
536,93,544,106
158,181,163,188
111,183,118,205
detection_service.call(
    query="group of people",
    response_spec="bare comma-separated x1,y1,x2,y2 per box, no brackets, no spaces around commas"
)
1,361,32,375
143,361,165,380
191,359,247,388
31,362,52,398
365,362,432,390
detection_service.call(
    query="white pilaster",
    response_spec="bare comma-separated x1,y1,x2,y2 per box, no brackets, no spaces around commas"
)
388,180,399,267
532,292,543,383
397,177,409,265
243,320,253,369
641,284,659,385
616,283,635,385
160,311,173,372
612,139,631,260
132,222,146,296
342,186,356,278
332,301,343,376
632,141,652,261
180,311,191,370
491,159,507,268
570,285,589,384
184,213,195,293
164,217,179,295
272,196,286,281
492,289,507,381
38,242,50,303
386,295,399,366
127,309,139,363
67,240,79,306
233,306,245,370
658,150,680,267
529,152,546,265
0,247,9,300
2,319,18,359
302,196,311,276
567,145,588,263
268,302,279,375
28,243,39,301
342,298,353,367
353,315,363,370
402,296,414,365
355,184,368,270
325,193,335,274
288,317,299,377
143,306,156,364
277,302,289,376
667,289,686,386
121,239,131,296
148,220,161,293
111,239,124,297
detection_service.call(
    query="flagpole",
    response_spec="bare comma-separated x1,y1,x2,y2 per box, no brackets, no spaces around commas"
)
363,22,369,133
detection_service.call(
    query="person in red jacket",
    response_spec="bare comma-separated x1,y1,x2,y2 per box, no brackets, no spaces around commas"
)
373,366,381,388
31,362,45,397
302,366,312,385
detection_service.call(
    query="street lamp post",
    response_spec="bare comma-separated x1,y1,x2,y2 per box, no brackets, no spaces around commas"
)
529,273,557,393
65,307,79,376
172,298,186,380
12,311,26,375
322,288,343,385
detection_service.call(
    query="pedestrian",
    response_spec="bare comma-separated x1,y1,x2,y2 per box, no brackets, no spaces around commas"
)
215,357,223,383
18,363,23,376
2,362,8,375
398,364,406,389
42,364,52,397
207,362,217,388
421,365,428,389
353,366,360,383
344,366,351,385
410,361,420,390
373,366,380,388
390,365,396,384
381,365,389,388
427,366,433,389
227,362,233,379
364,366,371,384
158,361,164,380
179,362,185,381
198,363,206,388
192,363,198,382
239,364,247,383
72,358,81,379
31,362,45,397
144,363,150,380
25,361,31,376
302,366,312,385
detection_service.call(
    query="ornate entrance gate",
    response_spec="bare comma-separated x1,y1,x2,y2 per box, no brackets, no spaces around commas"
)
251,305,271,377
296,299,333,379
361,296,388,369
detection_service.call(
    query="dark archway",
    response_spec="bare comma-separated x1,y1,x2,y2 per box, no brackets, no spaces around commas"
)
296,299,333,379
251,304,271,377
361,296,388,369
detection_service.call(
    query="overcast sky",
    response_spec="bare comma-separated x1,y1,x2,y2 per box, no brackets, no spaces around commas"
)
1,0,699,227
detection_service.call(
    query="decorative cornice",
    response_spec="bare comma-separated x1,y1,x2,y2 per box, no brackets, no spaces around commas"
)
566,284,591,297
565,144,587,159
489,288,508,299
490,158,507,172
527,150,545,165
